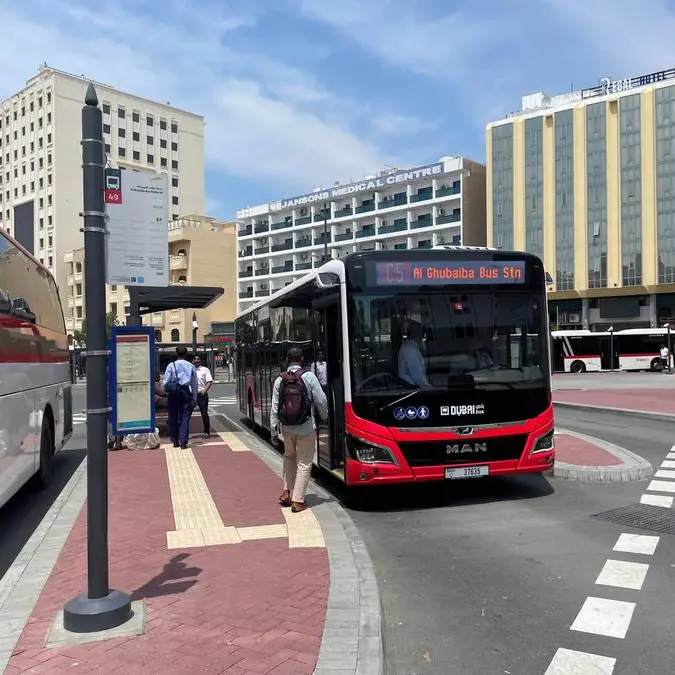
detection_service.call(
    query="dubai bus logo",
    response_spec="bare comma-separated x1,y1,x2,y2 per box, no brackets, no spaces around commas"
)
444,404,485,416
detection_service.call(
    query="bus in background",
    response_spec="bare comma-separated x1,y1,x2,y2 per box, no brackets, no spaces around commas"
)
551,330,605,373
0,228,73,510
236,247,554,488
551,328,669,372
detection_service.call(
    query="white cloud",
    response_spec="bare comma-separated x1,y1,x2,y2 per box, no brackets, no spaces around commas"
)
371,113,439,136
0,0,397,198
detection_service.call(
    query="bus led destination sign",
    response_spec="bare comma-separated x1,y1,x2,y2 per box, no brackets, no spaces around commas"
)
372,260,526,286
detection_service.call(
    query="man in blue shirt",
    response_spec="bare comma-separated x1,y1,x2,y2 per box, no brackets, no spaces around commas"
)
398,321,430,388
163,346,198,448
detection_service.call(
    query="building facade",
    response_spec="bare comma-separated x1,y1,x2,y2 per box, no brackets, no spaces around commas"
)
235,156,486,313
63,215,237,342
486,67,675,331
0,64,205,302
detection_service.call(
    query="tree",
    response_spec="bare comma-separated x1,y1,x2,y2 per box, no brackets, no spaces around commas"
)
72,312,120,346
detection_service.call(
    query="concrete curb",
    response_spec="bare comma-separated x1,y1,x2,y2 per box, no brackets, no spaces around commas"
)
0,457,88,674
216,413,385,675
554,400,675,422
552,427,653,483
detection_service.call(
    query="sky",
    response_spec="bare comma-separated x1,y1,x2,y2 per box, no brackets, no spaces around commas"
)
1,0,674,220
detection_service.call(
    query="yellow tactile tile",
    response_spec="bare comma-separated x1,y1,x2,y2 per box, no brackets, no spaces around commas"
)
238,524,288,541
282,508,326,548
167,528,205,549
202,526,242,546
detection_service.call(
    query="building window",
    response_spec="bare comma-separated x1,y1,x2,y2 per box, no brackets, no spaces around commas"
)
656,85,675,283
160,139,167,149
118,106,125,119
133,150,140,161
171,122,178,133
132,111,140,123
491,123,514,250
160,157,167,167
171,328,179,342
620,94,642,287
46,92,51,103
119,128,126,138
105,143,111,154
171,142,178,152
103,103,110,114
147,115,154,127
586,102,608,289
154,329,162,342
119,147,126,157
524,117,543,260
160,120,167,131
171,160,178,170
147,154,154,163
172,196,179,205
132,131,140,142
172,176,178,188
103,124,111,134
147,136,154,145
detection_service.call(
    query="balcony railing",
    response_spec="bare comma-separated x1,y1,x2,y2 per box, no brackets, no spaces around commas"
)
170,255,188,269
356,227,376,239
239,291,253,298
271,241,293,252
410,189,433,203
335,232,353,242
379,221,408,235
295,216,311,226
379,196,407,209
355,202,375,214
238,226,252,236
271,220,292,231
271,264,293,274
254,223,269,234
295,238,312,248
411,216,433,229
255,289,270,297
314,233,331,245
296,262,312,271
255,267,269,276
254,246,269,255
314,213,329,222
240,246,253,257
436,213,461,225
436,185,460,198
239,270,253,278
334,207,353,218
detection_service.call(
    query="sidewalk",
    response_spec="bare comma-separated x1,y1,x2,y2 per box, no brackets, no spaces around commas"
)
554,389,675,419
553,429,652,482
0,416,383,675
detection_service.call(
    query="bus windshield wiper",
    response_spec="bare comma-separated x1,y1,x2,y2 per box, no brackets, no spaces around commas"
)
378,388,421,412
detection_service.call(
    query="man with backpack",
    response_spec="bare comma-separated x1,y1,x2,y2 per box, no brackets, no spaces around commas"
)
271,346,328,513
163,346,198,448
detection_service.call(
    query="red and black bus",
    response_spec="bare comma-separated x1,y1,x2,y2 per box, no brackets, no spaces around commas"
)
235,247,554,487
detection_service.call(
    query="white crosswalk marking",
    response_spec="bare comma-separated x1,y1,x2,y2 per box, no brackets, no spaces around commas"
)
207,396,237,407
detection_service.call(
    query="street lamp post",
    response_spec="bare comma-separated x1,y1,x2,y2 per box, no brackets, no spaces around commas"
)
664,322,672,373
609,326,615,372
192,312,198,358
63,84,132,633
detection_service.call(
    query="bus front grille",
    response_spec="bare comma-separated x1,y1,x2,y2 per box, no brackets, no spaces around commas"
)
397,434,528,466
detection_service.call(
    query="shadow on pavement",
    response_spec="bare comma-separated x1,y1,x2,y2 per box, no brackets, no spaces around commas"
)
0,434,86,582
233,413,554,514
131,553,202,600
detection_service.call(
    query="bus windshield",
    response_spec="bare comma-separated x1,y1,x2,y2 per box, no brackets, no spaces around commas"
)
349,290,549,401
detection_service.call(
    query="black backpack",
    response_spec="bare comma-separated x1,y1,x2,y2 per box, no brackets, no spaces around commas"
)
278,369,312,426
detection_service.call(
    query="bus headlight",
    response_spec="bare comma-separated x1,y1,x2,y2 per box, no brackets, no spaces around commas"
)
346,434,397,464
531,429,554,455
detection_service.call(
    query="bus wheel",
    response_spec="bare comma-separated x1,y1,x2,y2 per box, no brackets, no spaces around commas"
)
570,360,586,373
36,416,55,489
651,358,663,372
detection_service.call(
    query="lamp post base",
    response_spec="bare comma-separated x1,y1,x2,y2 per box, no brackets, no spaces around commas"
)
63,589,132,633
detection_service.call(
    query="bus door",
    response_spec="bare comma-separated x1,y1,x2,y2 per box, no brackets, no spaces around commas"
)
600,335,619,370
314,299,344,470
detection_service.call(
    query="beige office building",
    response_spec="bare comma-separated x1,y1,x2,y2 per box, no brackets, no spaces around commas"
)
0,64,205,303
63,215,237,342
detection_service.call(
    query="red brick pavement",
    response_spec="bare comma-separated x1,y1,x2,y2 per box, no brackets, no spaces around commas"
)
7,431,329,674
555,433,622,467
554,388,675,415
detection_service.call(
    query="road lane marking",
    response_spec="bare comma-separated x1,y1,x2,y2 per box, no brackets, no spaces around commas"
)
595,559,649,591
640,493,673,507
571,596,635,639
544,648,615,675
666,452,675,460
661,460,675,469
646,479,675,493
654,469,675,479
613,533,660,556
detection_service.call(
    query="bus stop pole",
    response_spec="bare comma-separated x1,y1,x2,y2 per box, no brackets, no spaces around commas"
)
63,84,132,633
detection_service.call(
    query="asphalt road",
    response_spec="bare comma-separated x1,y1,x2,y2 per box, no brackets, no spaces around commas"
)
3,382,674,675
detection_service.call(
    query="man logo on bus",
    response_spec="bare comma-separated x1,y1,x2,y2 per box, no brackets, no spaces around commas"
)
447,404,485,416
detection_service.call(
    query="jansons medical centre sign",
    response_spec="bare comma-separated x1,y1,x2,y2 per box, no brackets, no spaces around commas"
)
274,162,445,210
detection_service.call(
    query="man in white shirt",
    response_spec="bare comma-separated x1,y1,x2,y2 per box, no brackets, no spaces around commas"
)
398,321,430,388
163,346,198,448
661,344,670,372
311,351,328,389
193,356,214,438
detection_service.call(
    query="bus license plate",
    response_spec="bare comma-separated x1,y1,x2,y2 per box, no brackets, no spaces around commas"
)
445,465,489,480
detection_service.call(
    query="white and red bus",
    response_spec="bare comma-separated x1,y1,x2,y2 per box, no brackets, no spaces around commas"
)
551,328,669,372
235,247,554,487
0,227,73,509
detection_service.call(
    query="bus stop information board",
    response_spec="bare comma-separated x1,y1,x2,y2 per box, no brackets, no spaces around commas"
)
109,326,155,435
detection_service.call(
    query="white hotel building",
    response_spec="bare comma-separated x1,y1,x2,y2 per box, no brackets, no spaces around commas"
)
236,155,486,312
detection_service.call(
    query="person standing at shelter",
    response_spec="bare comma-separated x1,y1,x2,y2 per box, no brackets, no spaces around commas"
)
193,355,213,438
271,347,328,513
163,346,198,448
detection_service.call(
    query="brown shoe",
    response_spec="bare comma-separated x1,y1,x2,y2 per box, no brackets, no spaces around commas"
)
279,491,292,507
291,502,307,513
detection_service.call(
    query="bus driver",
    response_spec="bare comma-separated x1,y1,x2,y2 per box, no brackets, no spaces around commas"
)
398,320,430,388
